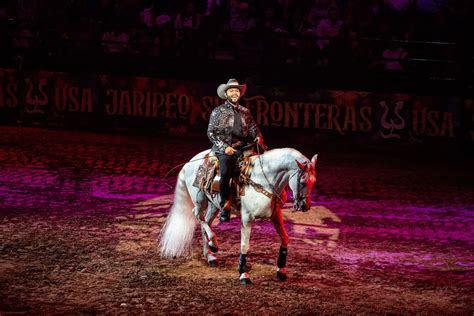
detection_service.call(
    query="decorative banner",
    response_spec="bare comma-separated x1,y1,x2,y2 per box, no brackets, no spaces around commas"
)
0,68,472,143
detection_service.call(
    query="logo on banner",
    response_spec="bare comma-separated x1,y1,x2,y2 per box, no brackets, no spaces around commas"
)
24,78,48,114
380,101,405,139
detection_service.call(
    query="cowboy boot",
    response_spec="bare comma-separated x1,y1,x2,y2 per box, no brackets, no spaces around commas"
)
219,200,231,222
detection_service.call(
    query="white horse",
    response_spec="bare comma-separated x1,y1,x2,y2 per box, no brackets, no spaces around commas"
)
159,147,317,284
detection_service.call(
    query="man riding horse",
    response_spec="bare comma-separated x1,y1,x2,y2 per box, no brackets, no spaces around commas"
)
207,78,264,222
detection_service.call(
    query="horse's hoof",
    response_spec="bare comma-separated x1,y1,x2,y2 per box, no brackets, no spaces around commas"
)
208,260,218,267
240,278,252,285
276,271,287,281
208,245,218,253
239,272,252,285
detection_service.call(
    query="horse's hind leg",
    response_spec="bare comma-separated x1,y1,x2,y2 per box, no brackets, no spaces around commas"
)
201,203,220,266
192,191,215,254
271,207,289,281
201,226,218,266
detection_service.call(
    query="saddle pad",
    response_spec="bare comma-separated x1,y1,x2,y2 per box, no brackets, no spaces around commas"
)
192,153,218,191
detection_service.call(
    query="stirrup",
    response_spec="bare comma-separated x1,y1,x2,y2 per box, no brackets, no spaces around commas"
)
219,210,230,222
219,201,231,222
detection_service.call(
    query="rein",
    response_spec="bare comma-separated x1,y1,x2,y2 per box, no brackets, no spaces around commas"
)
251,144,286,205
293,168,305,207
163,156,207,189
251,144,308,209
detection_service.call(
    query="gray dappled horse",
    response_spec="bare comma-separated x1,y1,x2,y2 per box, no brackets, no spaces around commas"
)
159,147,317,284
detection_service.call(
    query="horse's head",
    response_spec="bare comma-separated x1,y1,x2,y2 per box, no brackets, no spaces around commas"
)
291,154,317,212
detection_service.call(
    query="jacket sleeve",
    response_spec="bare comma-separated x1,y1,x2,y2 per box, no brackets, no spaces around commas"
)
207,108,229,152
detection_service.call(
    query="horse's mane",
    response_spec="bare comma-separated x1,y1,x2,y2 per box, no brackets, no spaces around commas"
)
255,147,308,163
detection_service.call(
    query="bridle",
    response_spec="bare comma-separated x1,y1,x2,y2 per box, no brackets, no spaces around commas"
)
292,162,313,212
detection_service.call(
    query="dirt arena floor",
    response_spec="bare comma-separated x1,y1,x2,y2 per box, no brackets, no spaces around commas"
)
0,126,473,314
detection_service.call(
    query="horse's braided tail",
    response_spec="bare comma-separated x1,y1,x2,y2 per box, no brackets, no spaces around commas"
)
159,166,196,258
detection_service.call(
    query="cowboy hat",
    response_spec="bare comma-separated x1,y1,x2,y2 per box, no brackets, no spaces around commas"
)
217,79,247,99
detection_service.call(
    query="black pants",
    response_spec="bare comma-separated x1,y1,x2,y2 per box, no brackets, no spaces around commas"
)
216,153,238,206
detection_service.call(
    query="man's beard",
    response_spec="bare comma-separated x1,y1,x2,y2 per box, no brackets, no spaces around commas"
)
227,95,239,105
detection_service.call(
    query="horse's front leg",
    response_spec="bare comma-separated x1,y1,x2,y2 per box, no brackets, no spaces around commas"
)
238,215,252,285
271,206,289,281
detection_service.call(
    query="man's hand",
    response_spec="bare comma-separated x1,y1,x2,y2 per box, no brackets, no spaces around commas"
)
254,137,263,145
225,146,236,155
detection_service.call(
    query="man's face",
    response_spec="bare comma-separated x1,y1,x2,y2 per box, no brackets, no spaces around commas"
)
226,88,241,104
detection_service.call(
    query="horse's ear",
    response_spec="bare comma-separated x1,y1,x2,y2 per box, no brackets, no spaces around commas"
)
295,159,306,171
311,154,318,168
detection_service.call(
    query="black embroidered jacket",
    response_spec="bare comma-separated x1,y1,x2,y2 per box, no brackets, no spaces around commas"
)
207,101,263,153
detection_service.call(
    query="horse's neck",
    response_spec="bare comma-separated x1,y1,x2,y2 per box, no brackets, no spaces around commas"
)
251,148,301,194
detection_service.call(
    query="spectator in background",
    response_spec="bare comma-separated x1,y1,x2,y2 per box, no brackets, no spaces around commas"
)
13,21,38,52
259,6,288,63
361,0,388,36
261,6,287,34
343,13,364,65
140,5,155,28
128,25,151,55
415,0,445,15
155,16,175,58
198,1,226,59
101,24,129,53
155,9,172,30
229,2,256,33
386,0,413,12
227,0,242,19
282,2,306,35
309,0,333,25
174,2,201,32
206,0,223,16
15,0,39,23
316,5,343,65
376,34,408,71
200,1,225,37
300,8,320,35
139,0,173,28
226,1,257,57
175,2,201,57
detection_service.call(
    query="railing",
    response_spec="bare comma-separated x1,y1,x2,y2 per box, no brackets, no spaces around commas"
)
0,19,471,88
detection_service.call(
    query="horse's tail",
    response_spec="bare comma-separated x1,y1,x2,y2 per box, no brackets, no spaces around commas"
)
159,166,196,258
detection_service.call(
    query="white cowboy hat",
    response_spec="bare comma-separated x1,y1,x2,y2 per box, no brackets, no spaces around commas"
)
217,78,247,99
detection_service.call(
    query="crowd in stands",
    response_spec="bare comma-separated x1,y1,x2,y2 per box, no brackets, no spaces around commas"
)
0,0,472,76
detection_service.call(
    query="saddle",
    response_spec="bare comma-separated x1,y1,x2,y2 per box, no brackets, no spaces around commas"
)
192,147,257,198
